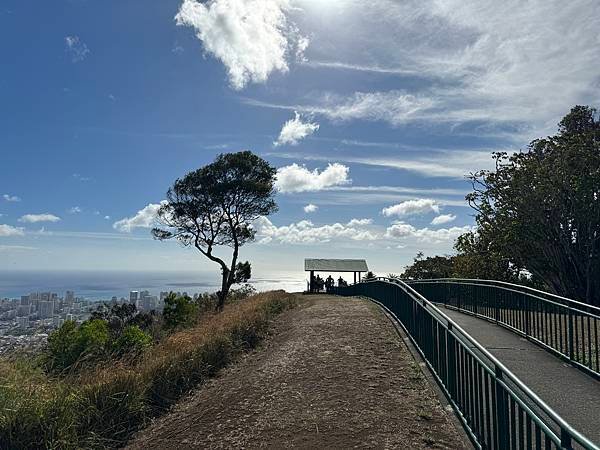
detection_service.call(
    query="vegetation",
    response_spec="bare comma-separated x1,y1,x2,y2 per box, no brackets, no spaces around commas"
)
0,290,297,449
162,293,198,329
401,106,599,304
466,106,600,305
152,151,278,310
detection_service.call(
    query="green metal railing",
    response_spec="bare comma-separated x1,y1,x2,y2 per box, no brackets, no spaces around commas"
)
332,278,598,450
407,279,600,379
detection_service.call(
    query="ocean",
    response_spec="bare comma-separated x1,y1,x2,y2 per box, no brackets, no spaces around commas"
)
0,270,307,300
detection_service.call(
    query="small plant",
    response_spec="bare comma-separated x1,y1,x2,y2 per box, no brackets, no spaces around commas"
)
163,293,199,329
112,325,152,356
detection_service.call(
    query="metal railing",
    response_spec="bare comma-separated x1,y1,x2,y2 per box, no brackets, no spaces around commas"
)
407,279,600,379
332,278,598,450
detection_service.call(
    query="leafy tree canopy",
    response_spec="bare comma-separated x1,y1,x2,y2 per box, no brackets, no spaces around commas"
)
153,151,277,310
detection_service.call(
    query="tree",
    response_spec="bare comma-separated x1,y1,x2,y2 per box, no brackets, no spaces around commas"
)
362,271,377,281
162,293,198,329
401,252,455,280
467,106,600,305
153,151,278,310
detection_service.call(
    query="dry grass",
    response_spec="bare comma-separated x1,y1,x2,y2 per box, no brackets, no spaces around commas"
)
0,291,297,449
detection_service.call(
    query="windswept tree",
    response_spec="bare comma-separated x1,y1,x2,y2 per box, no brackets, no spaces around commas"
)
467,106,600,305
152,151,278,310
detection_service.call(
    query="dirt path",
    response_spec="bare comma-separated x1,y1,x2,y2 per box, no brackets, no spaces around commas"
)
128,295,467,449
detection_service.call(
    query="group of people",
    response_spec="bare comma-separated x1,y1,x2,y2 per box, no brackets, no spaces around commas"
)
310,275,348,293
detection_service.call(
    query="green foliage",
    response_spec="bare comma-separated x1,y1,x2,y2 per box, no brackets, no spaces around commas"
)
401,252,455,280
46,319,110,373
152,151,278,310
466,105,600,304
113,325,152,356
90,302,156,337
162,293,198,329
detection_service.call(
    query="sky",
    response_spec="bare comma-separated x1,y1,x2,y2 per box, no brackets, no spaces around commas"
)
1,0,600,279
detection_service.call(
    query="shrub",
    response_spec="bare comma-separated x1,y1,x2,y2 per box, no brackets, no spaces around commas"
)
112,325,152,356
46,319,110,373
163,293,198,329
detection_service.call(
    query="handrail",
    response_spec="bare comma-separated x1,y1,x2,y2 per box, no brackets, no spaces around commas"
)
333,278,598,450
407,278,600,316
406,278,600,378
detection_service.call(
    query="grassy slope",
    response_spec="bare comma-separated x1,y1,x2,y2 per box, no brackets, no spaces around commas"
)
0,291,297,449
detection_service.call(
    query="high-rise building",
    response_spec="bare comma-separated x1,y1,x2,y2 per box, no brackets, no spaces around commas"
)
16,317,29,328
39,301,54,319
129,291,139,304
17,305,31,317
20,295,30,306
65,291,75,305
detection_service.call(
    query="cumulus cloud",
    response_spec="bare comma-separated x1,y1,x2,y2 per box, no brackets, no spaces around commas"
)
431,214,456,225
3,194,21,202
274,112,319,146
385,221,472,244
276,163,350,193
0,224,25,237
19,214,61,223
69,206,82,214
382,199,440,218
253,216,377,244
175,0,308,90
113,202,166,233
65,36,90,62
303,203,318,213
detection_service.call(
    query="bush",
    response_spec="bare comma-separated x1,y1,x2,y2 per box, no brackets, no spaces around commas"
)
112,325,152,356
163,293,198,329
46,319,110,373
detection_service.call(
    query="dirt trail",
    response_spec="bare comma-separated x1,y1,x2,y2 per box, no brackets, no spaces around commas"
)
128,295,467,449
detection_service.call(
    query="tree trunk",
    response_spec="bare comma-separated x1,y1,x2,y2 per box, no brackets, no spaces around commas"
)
216,268,230,311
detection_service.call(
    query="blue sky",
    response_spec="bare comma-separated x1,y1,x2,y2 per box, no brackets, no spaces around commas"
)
1,0,599,277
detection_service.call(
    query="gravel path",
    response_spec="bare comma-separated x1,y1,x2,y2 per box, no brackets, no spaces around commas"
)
128,295,467,449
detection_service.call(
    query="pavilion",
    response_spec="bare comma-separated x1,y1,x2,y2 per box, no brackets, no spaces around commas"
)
304,258,369,293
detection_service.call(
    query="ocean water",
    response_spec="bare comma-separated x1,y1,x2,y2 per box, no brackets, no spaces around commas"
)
0,270,307,300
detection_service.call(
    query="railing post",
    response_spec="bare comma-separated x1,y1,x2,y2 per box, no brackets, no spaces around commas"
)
524,294,530,337
560,428,574,450
568,308,574,361
495,365,508,450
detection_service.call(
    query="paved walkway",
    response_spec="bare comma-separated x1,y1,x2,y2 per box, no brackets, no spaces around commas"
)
440,306,600,444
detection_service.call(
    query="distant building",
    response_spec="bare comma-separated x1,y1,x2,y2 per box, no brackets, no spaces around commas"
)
65,290,75,305
17,305,31,317
129,291,139,305
20,295,30,306
39,301,54,319
16,317,29,329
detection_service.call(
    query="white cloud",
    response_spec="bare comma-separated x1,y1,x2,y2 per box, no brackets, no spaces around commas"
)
303,203,318,213
385,221,472,244
0,224,25,237
382,199,440,218
72,173,92,182
3,194,21,202
113,202,166,233
175,0,308,90
431,214,456,225
104,215,111,220
253,216,378,244
276,163,350,193
65,36,90,62
246,0,600,135
69,206,82,214
274,112,319,146
269,148,495,179
19,214,61,224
